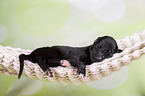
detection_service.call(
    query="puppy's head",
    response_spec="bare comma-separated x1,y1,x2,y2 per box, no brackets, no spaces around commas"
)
90,36,122,62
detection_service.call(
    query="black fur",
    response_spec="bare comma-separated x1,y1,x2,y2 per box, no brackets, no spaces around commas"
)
18,36,122,79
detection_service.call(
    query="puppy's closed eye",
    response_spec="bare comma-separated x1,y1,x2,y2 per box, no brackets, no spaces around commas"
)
98,45,102,49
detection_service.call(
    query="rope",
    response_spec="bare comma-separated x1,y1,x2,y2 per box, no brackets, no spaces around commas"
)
0,30,145,84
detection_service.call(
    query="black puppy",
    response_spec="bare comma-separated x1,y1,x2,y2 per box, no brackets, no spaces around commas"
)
18,36,122,79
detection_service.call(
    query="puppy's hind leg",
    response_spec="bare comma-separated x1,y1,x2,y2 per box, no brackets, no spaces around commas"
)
37,59,52,77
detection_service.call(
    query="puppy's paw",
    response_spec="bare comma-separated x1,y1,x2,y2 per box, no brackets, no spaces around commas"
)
45,69,53,77
60,60,70,67
78,73,85,78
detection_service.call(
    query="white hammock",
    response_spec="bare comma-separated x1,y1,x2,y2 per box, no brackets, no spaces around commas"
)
0,31,145,84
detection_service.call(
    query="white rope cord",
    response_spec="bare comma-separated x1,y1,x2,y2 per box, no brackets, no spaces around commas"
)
1,31,145,84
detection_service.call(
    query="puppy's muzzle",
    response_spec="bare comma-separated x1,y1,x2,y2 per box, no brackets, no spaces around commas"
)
95,56,105,62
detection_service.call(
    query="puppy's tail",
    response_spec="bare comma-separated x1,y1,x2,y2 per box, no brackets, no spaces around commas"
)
18,54,30,79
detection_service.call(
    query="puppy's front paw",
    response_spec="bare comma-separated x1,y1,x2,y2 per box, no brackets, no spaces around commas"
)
78,73,85,78
60,60,70,67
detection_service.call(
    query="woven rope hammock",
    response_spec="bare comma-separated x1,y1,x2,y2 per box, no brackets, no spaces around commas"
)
1,31,145,84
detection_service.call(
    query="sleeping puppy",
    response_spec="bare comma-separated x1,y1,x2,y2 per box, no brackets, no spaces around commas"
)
18,36,122,79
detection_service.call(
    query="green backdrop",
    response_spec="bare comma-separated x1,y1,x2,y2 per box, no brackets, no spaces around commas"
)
1,0,145,96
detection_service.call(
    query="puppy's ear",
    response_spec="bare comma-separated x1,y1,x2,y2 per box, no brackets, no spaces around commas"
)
117,49,123,53
89,45,93,51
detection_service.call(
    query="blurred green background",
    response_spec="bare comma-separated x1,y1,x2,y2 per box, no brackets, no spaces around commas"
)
1,0,145,96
